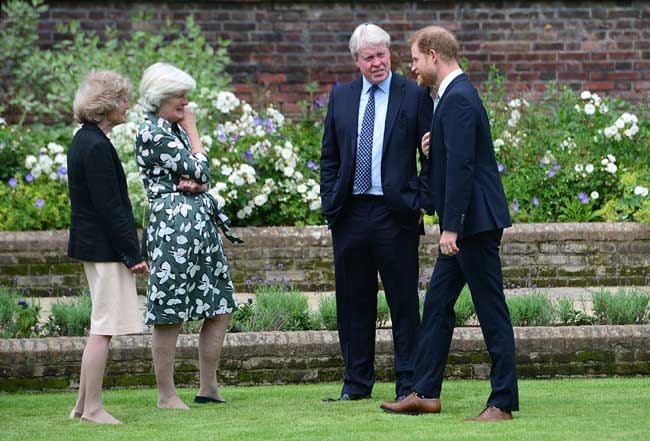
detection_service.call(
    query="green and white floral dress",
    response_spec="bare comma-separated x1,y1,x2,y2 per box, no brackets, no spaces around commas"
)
135,112,239,325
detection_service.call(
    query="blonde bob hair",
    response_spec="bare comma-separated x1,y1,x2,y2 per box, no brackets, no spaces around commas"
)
139,62,196,113
73,71,132,124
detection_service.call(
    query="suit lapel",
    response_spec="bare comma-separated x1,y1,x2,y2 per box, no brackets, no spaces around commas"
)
431,73,467,131
348,78,363,162
382,74,405,154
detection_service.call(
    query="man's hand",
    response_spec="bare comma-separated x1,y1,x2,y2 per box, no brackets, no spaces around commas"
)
129,261,149,275
421,132,430,159
178,178,208,193
439,230,459,256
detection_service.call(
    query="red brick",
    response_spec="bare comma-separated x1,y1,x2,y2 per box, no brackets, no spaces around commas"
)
584,81,616,90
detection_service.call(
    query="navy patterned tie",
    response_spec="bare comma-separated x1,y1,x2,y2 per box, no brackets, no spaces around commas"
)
353,84,379,194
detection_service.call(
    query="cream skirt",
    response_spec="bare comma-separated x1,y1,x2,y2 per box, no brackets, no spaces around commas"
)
83,261,144,335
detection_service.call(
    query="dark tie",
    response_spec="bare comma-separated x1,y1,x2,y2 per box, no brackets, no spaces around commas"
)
353,84,379,194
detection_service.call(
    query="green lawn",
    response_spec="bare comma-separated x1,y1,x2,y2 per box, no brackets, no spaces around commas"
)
1,379,649,441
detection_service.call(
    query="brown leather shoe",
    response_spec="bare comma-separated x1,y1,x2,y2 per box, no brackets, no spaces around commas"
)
467,406,513,422
380,392,441,415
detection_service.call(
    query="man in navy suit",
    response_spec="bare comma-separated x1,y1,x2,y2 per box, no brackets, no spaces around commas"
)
381,26,519,421
320,23,432,402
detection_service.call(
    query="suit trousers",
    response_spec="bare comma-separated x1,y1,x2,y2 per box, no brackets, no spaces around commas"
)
331,196,421,397
413,229,519,411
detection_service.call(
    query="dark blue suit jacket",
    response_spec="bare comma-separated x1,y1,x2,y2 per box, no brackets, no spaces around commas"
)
320,73,432,227
422,74,511,238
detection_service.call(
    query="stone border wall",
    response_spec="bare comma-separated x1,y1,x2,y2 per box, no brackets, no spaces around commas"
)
1,325,648,392
0,223,648,296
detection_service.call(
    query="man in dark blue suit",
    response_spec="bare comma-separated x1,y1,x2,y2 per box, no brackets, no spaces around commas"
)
381,26,519,421
320,23,432,402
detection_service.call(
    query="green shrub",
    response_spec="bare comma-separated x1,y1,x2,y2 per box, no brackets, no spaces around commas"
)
317,296,337,331
454,286,476,327
230,298,255,333
592,288,650,325
555,298,595,326
507,291,554,326
46,293,92,336
0,287,41,338
249,285,317,332
377,292,390,328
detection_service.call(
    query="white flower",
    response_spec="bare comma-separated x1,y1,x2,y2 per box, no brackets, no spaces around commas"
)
284,166,294,177
0,117,6,126
220,165,233,176
38,155,53,173
574,164,584,173
297,184,307,194
615,118,625,129
603,126,617,139
253,194,268,206
580,90,591,100
309,200,321,211
599,104,609,114
508,98,521,108
243,204,253,215
31,166,42,178
493,138,505,148
585,164,594,173
236,209,246,219
584,103,596,115
634,186,649,197
590,191,599,200
607,154,616,163
606,163,617,174
624,125,639,138
601,158,609,165
25,155,38,169
574,104,582,112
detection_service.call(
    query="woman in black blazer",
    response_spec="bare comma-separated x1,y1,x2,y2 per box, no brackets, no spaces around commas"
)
67,71,148,424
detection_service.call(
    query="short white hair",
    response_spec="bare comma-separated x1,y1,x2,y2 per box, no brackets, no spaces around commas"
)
349,23,391,59
139,62,196,112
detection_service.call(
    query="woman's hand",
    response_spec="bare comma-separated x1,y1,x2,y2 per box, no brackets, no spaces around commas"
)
129,261,150,275
178,106,197,133
178,178,208,193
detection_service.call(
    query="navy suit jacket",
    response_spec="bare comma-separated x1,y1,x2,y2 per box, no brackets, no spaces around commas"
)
320,73,432,228
422,74,511,238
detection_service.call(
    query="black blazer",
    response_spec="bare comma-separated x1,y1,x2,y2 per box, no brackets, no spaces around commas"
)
422,73,511,238
67,123,143,268
320,73,432,227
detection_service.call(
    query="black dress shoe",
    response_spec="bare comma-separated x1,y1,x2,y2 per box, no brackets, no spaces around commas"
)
194,395,227,404
322,393,371,402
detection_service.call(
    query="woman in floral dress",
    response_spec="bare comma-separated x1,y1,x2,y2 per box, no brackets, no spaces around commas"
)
136,62,240,409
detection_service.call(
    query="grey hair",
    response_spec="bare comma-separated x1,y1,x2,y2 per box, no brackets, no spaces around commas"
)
348,23,391,59
139,62,196,112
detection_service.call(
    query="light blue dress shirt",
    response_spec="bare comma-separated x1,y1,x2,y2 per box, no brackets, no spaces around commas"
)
356,71,391,195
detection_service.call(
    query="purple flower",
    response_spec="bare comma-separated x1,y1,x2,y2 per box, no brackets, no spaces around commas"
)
242,149,254,163
497,163,506,173
24,173,34,183
8,177,18,188
552,163,561,171
253,116,262,126
277,263,284,270
35,198,45,209
512,198,519,213
532,197,539,206
313,96,325,109
307,160,319,170
538,160,546,168
546,169,555,177
578,192,589,204
17,300,28,309
57,166,67,176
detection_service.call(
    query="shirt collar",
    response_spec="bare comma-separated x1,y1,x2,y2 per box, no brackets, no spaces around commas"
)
362,70,392,95
437,68,463,98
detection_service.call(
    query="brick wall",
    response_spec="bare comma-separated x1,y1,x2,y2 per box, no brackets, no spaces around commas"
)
0,223,648,296
1,326,649,391
29,1,650,114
